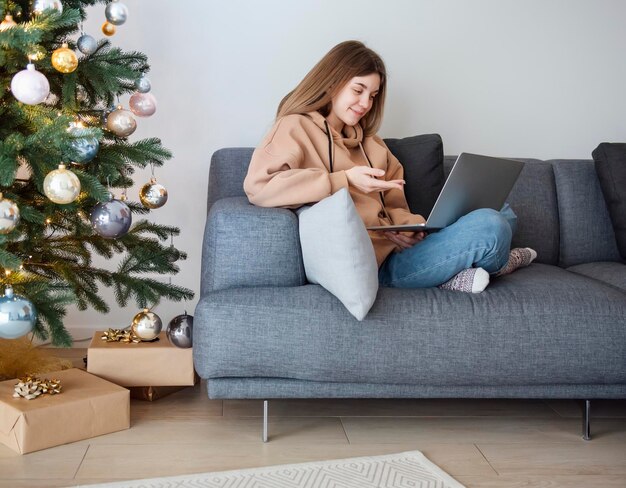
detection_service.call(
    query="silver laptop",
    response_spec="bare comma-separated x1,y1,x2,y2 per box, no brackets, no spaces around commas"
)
367,152,524,232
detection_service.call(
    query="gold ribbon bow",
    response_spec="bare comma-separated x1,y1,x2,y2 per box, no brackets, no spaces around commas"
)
101,328,140,343
13,375,63,400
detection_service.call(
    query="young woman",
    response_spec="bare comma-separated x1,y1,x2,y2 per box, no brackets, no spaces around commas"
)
244,40,535,293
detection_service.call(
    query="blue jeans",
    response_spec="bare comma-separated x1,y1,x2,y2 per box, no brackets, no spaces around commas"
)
378,205,518,288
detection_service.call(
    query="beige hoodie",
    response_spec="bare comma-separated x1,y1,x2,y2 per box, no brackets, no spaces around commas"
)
244,111,425,267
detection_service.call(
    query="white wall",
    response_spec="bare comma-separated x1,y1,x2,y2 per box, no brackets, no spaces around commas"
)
67,0,626,337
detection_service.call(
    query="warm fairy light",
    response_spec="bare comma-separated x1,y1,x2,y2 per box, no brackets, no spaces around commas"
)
4,270,10,276
46,218,52,224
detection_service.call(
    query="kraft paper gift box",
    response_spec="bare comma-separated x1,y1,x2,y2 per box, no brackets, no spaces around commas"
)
87,331,195,387
0,368,129,454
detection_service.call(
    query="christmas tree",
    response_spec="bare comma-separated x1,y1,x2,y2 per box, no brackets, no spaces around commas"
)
0,0,194,347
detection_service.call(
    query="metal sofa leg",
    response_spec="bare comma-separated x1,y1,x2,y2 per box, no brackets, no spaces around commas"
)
582,400,591,441
262,400,269,442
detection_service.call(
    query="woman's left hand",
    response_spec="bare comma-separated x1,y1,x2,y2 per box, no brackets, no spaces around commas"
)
382,231,426,251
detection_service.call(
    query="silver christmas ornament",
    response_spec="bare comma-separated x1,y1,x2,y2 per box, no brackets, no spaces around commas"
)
105,0,128,26
129,92,157,117
0,286,37,340
139,177,168,209
166,313,193,349
131,309,162,341
106,107,136,137
77,34,98,55
32,0,63,15
43,164,81,204
166,244,180,263
0,193,20,234
90,194,132,238
135,75,151,93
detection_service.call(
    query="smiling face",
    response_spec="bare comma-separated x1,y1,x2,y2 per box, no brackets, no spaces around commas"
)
326,72,381,133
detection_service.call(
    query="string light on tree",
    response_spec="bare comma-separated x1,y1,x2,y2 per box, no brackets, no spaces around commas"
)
0,193,20,234
43,164,81,204
10,62,50,105
51,43,78,73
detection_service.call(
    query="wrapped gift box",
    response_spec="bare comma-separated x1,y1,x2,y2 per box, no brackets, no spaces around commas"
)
87,331,195,387
0,368,129,454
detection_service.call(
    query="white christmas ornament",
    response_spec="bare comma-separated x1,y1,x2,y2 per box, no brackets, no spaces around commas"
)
43,164,81,204
10,63,50,105
32,0,63,15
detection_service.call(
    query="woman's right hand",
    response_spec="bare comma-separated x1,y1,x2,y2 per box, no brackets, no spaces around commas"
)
345,167,405,194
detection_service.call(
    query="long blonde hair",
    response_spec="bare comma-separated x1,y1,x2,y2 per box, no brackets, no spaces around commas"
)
277,40,387,136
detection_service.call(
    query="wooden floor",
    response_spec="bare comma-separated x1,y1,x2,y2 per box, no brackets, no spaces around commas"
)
1,349,625,488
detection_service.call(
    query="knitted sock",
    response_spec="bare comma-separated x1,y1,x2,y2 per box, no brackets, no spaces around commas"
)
438,267,490,293
494,247,537,277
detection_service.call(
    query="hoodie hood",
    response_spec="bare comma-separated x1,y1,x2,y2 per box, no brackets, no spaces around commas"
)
305,111,364,149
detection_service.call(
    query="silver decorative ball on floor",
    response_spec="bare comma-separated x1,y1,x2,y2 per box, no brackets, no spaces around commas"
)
166,313,193,348
0,193,20,234
139,177,167,209
105,0,128,25
131,309,162,341
77,34,97,55
0,286,37,339
90,194,132,238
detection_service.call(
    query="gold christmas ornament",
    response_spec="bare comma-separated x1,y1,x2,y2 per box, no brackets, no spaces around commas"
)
51,43,78,73
0,14,17,31
106,107,137,137
131,309,162,341
102,21,116,36
139,177,168,209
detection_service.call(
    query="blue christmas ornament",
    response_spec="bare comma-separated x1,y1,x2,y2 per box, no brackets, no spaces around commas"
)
67,125,99,164
0,286,37,339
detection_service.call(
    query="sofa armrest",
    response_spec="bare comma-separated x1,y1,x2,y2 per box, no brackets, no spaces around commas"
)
200,197,306,294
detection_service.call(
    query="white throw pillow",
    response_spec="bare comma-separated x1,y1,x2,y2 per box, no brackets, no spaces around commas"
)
297,188,378,321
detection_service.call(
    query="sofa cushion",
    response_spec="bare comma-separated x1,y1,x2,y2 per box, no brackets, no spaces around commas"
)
385,134,445,218
200,197,305,294
592,143,626,260
552,160,622,267
206,148,254,213
567,262,626,293
194,263,626,387
297,188,378,321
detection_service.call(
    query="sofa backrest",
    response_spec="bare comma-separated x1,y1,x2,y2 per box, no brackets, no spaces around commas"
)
208,148,621,268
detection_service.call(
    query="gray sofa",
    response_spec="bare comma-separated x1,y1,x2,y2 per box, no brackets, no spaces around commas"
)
194,144,626,441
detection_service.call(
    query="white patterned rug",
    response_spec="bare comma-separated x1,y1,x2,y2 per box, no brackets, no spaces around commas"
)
73,450,465,488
